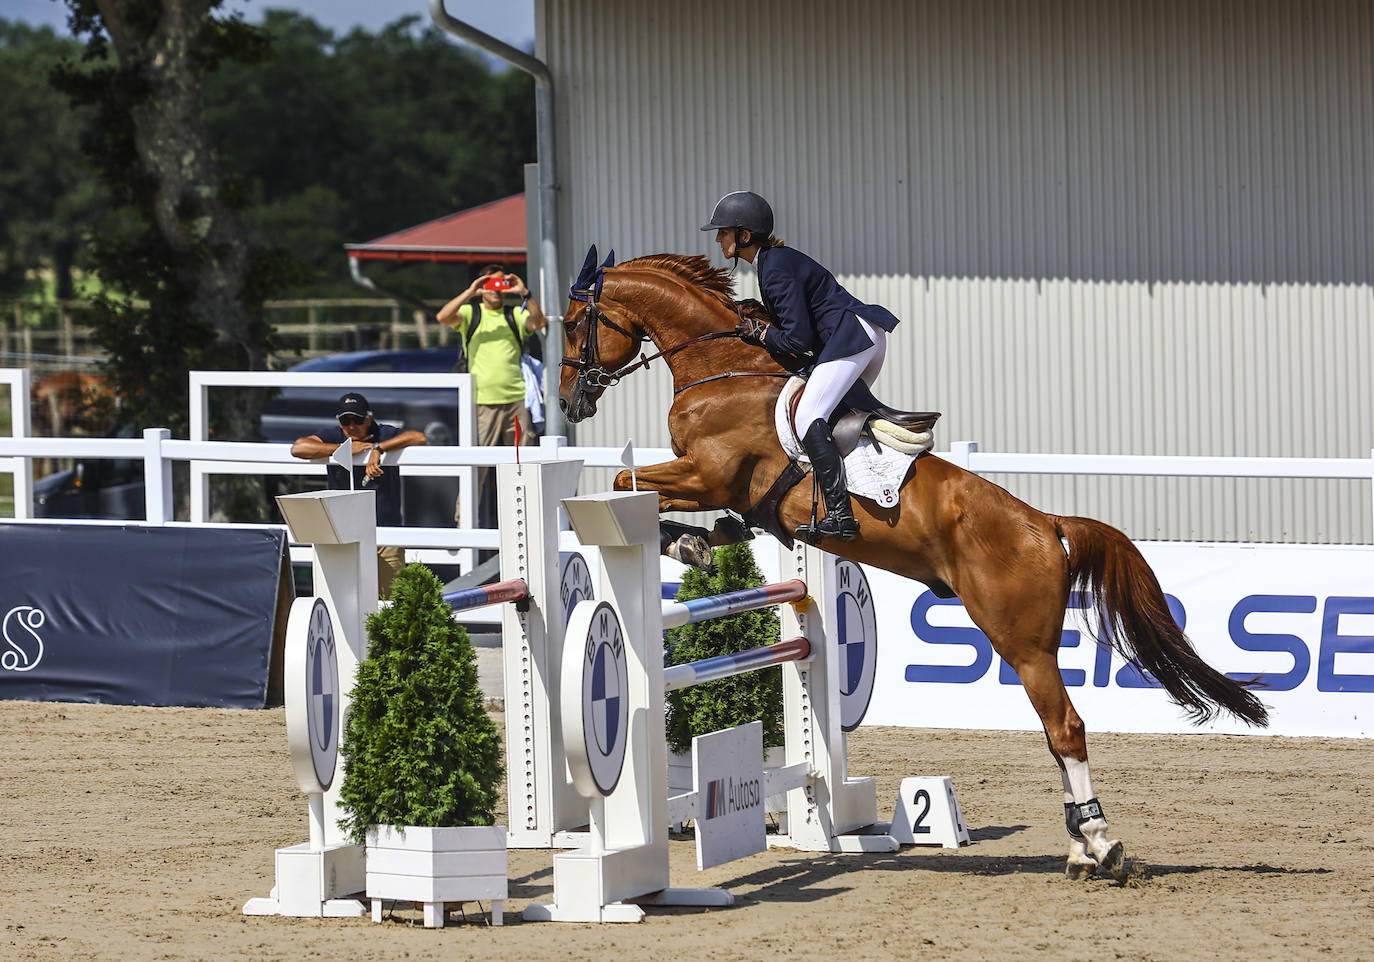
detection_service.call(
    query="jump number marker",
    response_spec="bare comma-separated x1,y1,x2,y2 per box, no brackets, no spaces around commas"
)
892,776,970,849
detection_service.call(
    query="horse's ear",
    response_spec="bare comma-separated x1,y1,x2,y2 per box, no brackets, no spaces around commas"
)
594,248,615,299
570,244,598,299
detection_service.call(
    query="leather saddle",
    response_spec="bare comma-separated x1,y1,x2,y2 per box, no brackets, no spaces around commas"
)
742,378,941,549
786,378,940,457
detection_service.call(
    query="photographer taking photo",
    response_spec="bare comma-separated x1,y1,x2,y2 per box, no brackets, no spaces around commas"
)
437,264,547,526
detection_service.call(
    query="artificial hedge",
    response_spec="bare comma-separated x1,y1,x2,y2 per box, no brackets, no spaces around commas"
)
338,563,504,844
664,542,785,756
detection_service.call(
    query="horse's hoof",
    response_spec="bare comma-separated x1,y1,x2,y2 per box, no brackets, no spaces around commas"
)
1065,857,1098,881
1098,841,1127,881
674,534,713,569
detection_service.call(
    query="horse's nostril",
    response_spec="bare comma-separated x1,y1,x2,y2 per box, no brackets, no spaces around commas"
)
558,397,570,414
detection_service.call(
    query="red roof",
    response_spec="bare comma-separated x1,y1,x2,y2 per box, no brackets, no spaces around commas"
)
345,194,526,264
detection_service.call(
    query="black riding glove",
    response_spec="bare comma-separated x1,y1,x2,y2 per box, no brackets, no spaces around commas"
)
735,317,769,347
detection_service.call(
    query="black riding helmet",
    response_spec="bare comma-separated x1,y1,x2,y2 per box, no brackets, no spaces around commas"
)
700,190,774,237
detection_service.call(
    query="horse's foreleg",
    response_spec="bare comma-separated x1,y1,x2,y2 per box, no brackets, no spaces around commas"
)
612,459,721,513
658,520,713,567
657,517,754,568
615,459,750,567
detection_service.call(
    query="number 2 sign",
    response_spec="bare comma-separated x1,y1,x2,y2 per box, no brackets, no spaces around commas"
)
892,776,970,849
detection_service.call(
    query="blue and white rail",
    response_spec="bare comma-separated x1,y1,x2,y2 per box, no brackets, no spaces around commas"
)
442,578,528,611
663,637,812,692
660,579,808,629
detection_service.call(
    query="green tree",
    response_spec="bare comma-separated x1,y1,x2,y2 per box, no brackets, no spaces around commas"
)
664,543,785,755
0,20,104,300
339,564,504,843
51,0,299,445
203,12,535,296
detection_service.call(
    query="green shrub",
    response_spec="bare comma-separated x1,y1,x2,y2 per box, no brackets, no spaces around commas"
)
664,542,784,755
338,564,504,844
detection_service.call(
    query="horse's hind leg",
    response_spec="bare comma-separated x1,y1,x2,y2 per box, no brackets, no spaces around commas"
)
1016,657,1126,881
1045,738,1107,879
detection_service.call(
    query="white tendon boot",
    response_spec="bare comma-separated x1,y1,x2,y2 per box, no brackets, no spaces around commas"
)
1061,758,1126,881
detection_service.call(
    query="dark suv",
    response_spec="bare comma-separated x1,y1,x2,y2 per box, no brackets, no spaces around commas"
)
33,421,147,519
259,347,465,445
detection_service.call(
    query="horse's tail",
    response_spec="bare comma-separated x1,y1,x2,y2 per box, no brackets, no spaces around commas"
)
1054,515,1269,727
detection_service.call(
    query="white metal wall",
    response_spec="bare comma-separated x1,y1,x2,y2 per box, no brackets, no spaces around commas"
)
536,0,1374,542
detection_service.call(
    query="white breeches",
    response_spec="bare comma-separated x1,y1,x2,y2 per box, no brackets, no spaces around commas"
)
793,315,887,430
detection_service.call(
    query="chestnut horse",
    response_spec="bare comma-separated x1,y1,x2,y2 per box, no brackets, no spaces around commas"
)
557,249,1268,881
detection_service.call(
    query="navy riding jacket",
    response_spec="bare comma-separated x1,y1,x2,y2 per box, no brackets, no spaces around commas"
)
755,245,900,363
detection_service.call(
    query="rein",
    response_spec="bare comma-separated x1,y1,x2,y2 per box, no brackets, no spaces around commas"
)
673,369,791,396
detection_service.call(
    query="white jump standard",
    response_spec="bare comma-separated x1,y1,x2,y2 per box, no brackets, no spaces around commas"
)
244,489,377,919
245,463,957,927
525,490,899,924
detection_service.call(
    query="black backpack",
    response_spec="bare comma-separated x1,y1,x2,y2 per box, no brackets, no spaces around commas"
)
453,302,530,373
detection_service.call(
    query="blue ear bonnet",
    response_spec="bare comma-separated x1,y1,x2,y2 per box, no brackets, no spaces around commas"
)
569,244,615,302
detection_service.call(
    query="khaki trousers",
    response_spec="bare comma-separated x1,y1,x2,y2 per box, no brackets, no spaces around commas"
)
377,545,406,600
455,401,536,524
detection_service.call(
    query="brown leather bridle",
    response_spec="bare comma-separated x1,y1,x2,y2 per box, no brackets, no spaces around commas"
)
562,276,751,401
560,253,791,418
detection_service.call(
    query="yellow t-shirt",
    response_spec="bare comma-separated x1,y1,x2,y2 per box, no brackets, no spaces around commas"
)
459,302,531,405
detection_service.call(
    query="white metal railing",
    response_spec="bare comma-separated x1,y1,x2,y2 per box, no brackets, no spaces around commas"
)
2,366,1372,542
187,369,481,532
1,367,31,519
2,425,1370,538
0,427,673,626
945,440,1374,482
946,441,1374,543
0,426,672,548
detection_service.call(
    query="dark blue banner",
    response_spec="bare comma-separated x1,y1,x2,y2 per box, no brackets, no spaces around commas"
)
0,524,288,708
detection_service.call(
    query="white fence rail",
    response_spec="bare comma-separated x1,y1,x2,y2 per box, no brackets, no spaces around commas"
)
187,369,481,530
2,429,1371,541
0,428,672,539
2,365,1372,543
0,427,674,627
1,367,31,520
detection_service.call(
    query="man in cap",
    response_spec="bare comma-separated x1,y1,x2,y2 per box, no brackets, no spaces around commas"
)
290,392,428,599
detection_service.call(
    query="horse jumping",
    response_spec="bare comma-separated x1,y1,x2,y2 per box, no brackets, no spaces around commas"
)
557,248,1269,882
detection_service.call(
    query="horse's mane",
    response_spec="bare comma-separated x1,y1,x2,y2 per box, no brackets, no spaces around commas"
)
619,253,736,308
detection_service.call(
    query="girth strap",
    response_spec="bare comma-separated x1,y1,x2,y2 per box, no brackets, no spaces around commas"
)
741,459,810,549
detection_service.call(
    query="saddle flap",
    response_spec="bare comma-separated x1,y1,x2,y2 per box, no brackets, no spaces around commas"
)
832,412,868,458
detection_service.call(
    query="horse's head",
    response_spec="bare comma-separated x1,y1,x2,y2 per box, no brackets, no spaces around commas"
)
558,247,764,422
558,245,645,423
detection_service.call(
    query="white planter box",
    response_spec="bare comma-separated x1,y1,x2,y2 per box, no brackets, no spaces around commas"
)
365,824,508,927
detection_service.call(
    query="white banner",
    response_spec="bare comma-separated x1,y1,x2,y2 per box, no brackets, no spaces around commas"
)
691,721,766,870
861,543,1374,738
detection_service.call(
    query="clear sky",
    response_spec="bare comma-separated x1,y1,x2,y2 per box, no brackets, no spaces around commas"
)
6,0,535,51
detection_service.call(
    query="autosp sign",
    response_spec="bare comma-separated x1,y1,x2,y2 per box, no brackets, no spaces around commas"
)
860,542,1374,738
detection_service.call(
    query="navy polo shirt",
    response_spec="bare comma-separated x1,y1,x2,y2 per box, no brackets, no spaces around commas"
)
314,421,404,526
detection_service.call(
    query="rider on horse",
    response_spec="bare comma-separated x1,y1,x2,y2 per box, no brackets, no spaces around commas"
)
702,190,902,544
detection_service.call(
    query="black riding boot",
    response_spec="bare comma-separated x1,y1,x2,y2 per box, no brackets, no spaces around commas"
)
795,419,860,544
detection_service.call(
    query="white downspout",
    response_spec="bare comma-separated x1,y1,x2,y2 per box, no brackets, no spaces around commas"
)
428,0,566,439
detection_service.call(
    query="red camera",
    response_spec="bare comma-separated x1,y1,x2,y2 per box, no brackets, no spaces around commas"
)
483,275,514,292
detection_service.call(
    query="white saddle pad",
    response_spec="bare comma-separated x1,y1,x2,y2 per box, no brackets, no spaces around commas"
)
774,378,930,510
